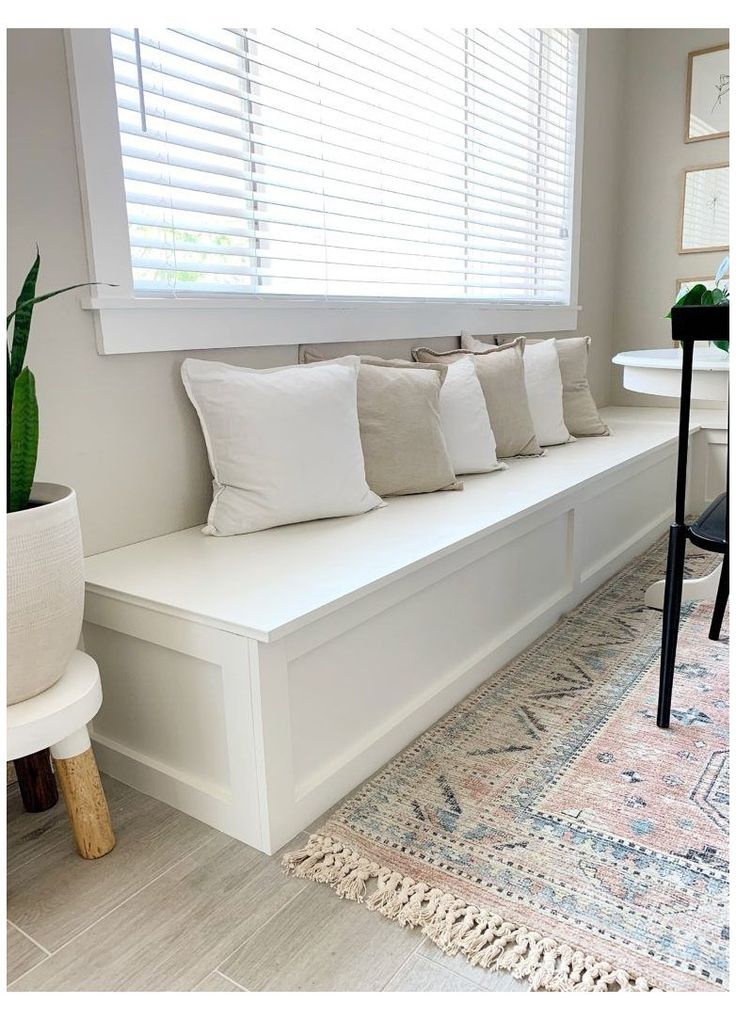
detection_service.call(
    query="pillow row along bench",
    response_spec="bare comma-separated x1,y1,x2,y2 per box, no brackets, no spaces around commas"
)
82,406,722,854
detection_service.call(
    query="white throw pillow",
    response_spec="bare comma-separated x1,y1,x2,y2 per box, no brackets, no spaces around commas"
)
439,359,502,474
521,339,573,447
181,356,384,536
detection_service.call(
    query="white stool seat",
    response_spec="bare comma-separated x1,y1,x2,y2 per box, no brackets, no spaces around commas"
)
8,650,116,860
7,651,102,761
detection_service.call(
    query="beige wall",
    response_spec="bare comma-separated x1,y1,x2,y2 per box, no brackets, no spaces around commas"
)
611,28,729,405
572,29,626,404
8,29,625,555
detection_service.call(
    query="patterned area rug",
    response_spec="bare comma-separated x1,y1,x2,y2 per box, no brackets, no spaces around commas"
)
284,540,729,992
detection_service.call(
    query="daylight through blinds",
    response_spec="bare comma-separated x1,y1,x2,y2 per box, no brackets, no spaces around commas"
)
111,28,579,301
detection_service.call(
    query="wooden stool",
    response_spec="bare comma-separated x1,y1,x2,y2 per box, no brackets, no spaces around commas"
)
7,652,116,860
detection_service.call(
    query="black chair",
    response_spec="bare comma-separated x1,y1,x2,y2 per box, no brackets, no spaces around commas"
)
656,305,729,729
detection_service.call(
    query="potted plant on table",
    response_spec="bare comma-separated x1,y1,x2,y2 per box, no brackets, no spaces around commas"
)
669,256,729,349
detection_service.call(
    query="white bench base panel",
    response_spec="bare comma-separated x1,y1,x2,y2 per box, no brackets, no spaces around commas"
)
82,408,717,854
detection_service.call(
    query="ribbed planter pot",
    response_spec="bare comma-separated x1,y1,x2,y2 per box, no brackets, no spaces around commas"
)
7,483,85,706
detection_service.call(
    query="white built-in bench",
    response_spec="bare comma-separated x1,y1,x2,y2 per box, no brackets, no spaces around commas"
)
82,406,723,854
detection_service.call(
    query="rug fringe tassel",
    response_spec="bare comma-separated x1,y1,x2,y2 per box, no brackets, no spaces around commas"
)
282,834,661,993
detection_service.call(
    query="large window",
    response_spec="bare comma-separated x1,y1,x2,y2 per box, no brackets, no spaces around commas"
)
112,29,579,302
67,28,584,352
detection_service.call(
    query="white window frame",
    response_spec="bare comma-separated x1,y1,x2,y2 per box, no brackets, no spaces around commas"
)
65,28,586,355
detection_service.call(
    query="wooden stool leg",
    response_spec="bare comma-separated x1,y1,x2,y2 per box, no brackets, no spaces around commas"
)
13,748,59,812
50,728,116,860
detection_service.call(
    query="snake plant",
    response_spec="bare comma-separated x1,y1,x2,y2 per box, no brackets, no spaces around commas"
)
7,249,105,512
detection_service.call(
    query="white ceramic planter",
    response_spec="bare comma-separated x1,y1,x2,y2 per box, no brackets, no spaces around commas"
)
7,483,85,706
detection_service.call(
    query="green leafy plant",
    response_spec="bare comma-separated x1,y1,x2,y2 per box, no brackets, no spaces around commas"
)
667,256,729,353
7,249,111,512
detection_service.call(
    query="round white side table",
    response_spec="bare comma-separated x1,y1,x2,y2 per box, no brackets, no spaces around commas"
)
8,651,116,860
612,345,729,402
612,346,728,609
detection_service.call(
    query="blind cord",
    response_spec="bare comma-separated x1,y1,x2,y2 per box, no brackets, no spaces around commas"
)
133,29,147,133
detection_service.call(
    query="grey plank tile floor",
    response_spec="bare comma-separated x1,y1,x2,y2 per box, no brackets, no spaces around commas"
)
7,774,528,993
7,921,48,985
194,970,247,992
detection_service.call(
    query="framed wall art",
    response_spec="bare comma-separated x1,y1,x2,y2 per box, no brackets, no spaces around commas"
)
679,163,729,253
676,275,729,299
686,43,729,143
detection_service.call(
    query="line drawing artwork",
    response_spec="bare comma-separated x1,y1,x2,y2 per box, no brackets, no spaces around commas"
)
711,72,729,113
680,164,729,252
687,44,729,142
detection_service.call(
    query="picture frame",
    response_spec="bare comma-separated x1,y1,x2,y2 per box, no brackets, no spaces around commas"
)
676,275,729,298
685,43,729,143
679,163,729,254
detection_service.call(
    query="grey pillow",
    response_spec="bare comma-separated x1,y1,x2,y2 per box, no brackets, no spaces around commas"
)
413,339,542,459
298,350,461,497
461,333,609,438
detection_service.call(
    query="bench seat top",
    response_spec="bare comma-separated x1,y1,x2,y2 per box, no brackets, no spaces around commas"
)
84,407,694,641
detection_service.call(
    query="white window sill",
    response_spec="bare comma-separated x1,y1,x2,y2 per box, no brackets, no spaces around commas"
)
82,296,581,355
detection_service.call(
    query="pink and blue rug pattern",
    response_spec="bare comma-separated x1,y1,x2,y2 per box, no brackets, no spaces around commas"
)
287,540,728,991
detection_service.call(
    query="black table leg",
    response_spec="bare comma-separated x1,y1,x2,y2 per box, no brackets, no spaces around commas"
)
709,551,729,642
657,522,688,728
656,341,694,730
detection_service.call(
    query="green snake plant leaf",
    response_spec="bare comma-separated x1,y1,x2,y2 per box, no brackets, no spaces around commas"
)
9,366,39,513
8,247,40,388
7,281,115,333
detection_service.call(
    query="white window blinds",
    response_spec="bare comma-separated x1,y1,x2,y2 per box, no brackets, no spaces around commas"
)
111,28,579,302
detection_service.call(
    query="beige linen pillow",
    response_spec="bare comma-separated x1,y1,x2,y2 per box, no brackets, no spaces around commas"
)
413,339,542,458
299,350,460,497
461,333,609,438
548,337,609,437
355,362,461,497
